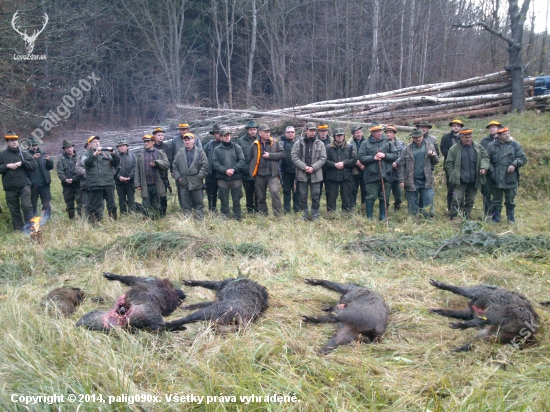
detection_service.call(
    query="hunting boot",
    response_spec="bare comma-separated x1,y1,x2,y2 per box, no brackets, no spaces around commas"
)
312,209,320,221
366,201,374,220
379,201,386,221
110,209,118,221
506,207,515,222
302,210,309,221
68,210,75,220
492,208,501,223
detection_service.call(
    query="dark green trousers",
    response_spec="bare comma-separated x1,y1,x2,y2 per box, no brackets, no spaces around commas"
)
5,186,33,231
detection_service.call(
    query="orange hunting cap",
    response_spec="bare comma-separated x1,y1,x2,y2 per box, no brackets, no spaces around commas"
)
178,123,190,129
317,123,329,130
153,127,165,134
497,127,509,134
183,133,196,139
142,134,155,141
486,120,502,129
459,129,473,135
369,121,383,132
448,119,464,127
87,135,100,144
4,131,19,139
384,125,397,133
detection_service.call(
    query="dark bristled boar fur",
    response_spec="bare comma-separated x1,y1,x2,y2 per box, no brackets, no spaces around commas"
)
429,279,539,352
76,273,186,332
302,279,389,354
161,277,269,332
42,287,86,318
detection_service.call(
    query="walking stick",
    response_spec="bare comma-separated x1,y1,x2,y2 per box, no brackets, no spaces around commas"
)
377,151,389,227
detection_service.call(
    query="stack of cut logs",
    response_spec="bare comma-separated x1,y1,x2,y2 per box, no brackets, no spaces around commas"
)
177,70,549,132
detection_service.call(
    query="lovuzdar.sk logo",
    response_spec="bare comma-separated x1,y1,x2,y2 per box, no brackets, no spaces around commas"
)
11,11,48,61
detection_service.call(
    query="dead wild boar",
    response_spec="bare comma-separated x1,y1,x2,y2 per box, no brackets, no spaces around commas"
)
76,273,186,332
302,279,390,354
429,279,539,352
42,287,86,318
162,277,269,332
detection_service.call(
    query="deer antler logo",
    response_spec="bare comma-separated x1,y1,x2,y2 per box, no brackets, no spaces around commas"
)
11,11,49,54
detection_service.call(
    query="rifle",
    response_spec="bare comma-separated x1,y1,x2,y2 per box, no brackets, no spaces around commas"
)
151,151,172,194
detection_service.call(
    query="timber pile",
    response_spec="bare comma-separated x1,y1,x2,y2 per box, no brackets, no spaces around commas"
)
177,70,550,133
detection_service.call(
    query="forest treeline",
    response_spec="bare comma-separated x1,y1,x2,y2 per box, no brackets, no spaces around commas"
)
0,0,548,134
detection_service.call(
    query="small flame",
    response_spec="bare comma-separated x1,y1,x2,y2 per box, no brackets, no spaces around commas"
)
30,216,41,233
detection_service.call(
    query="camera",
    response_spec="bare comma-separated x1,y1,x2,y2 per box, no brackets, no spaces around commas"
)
100,147,114,153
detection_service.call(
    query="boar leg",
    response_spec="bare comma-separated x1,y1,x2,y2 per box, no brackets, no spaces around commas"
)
103,272,147,286
429,279,480,299
319,326,359,354
183,280,226,291
429,308,473,320
181,301,216,311
305,279,352,294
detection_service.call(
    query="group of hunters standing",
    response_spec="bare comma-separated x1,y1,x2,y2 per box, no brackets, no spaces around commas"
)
0,118,527,231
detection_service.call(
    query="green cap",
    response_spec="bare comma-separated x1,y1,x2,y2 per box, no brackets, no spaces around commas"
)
116,139,129,147
245,120,259,129
351,124,362,133
61,140,74,148
409,128,423,138
28,137,40,146
305,122,317,130
258,124,270,131
209,125,222,134
415,120,432,129
220,129,231,136
333,128,345,136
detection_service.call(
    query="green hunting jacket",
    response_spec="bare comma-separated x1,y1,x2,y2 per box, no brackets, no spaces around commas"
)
172,146,209,190
486,139,527,189
445,141,489,189
238,133,257,181
249,138,285,179
57,152,80,186
0,147,37,191
323,141,356,182
357,136,398,184
212,141,246,181
82,150,120,190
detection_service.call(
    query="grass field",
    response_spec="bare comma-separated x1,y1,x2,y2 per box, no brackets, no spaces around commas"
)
1,112,550,411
